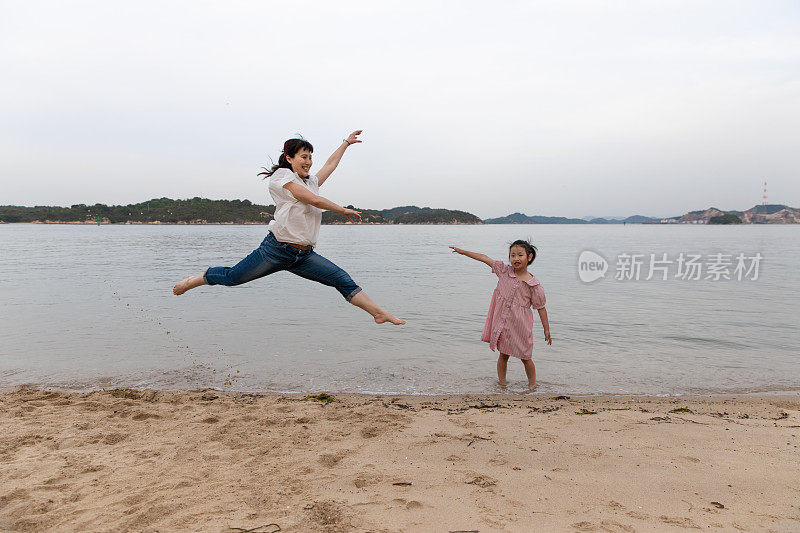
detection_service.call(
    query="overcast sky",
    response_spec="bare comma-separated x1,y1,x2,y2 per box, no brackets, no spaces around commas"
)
1,1,798,218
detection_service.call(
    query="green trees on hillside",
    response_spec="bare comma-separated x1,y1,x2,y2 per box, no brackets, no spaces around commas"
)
0,199,481,225
709,213,743,225
0,198,274,224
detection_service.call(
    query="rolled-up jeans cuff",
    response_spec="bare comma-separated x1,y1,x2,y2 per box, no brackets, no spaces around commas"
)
203,268,211,285
345,287,362,302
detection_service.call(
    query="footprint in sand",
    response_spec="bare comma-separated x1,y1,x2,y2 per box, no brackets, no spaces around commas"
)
391,499,423,510
305,500,352,530
131,412,161,421
659,515,700,528
102,433,128,445
319,452,346,468
571,521,635,532
360,426,382,438
465,474,497,488
599,520,636,532
0,488,29,508
353,472,383,488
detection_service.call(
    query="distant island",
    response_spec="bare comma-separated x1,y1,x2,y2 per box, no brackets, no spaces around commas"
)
485,204,799,225
0,198,482,225
670,204,799,225
2,199,797,225
483,213,661,224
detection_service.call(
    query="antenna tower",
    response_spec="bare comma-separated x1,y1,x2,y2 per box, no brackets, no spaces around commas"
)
762,181,767,207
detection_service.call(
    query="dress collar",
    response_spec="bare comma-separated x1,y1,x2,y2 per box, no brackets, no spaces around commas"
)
506,268,541,286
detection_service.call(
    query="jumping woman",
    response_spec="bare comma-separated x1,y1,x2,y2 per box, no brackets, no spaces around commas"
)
172,131,405,325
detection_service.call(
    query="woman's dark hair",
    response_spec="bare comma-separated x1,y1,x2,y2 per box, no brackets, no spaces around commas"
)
258,138,314,179
509,239,537,265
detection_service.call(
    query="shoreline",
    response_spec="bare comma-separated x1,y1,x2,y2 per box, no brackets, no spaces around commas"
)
4,383,800,398
0,221,483,226
2,388,798,531
4,221,799,227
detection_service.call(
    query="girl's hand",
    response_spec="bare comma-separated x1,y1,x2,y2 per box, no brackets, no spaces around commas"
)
345,130,363,145
342,208,362,223
544,329,552,345
450,246,493,266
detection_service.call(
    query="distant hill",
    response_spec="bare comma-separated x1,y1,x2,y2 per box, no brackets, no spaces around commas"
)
0,199,482,225
483,212,661,224
483,213,585,224
676,204,799,224
7,199,796,226
485,205,800,225
0,198,269,224
624,215,661,224
323,205,481,225
582,215,627,221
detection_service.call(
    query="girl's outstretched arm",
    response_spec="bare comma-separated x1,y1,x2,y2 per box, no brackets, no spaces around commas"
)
317,130,362,186
537,307,552,345
450,246,494,267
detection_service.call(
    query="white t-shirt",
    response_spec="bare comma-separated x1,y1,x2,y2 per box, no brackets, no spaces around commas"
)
267,168,322,247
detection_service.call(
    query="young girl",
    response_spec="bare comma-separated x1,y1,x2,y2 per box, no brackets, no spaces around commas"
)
450,240,551,389
172,131,404,326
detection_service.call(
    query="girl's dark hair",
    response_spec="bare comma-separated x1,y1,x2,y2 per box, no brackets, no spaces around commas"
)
509,239,537,265
258,138,314,179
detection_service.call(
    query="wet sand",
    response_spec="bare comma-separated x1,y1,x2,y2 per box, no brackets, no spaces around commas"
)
1,388,799,532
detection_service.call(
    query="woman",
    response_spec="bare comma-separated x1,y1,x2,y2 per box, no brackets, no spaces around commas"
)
173,130,405,325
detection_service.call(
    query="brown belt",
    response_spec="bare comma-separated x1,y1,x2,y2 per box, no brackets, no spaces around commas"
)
286,242,312,250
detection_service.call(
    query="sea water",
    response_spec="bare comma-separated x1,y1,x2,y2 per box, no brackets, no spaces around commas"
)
1,223,798,396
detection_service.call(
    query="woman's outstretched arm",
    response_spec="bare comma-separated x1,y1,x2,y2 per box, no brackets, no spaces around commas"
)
450,246,494,267
317,130,362,186
284,182,362,223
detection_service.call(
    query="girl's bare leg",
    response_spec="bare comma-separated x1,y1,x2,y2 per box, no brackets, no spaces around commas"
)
522,359,537,390
497,353,510,387
173,274,208,295
349,291,405,325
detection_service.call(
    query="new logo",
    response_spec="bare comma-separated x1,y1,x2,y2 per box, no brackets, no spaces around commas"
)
578,250,608,283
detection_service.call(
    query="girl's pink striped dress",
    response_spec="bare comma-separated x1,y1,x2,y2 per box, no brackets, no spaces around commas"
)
482,260,547,360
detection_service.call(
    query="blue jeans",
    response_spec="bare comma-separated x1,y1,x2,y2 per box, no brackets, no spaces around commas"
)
204,232,363,301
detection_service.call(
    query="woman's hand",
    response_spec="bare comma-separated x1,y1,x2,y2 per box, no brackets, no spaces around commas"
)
318,130,363,186
544,329,552,345
342,208,362,223
449,246,465,255
345,130,363,146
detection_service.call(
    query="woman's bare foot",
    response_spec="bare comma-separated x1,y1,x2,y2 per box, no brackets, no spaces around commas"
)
498,380,508,389
527,382,538,391
173,275,207,295
349,292,405,325
373,312,406,325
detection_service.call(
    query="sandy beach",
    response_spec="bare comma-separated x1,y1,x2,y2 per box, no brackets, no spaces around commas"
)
1,389,798,532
